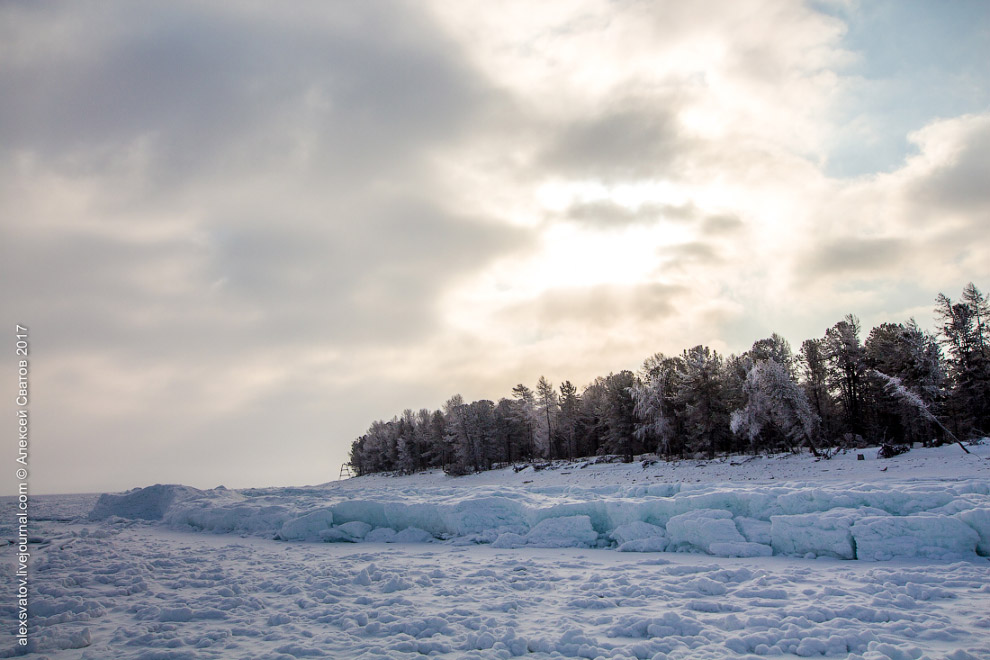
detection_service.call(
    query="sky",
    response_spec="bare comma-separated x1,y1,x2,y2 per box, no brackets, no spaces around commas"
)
2,0,989,495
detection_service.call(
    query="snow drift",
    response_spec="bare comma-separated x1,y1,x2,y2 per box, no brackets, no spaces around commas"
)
89,476,990,561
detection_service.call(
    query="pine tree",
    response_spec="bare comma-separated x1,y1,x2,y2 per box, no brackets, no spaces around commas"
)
443,395,468,473
603,371,638,461
797,337,836,441
429,409,447,469
630,368,673,457
459,400,497,472
346,289,986,476
750,333,795,377
511,384,539,459
575,378,609,457
536,376,559,459
349,435,369,476
494,398,527,465
558,381,581,459
411,409,431,468
824,315,869,440
961,283,989,354
936,284,990,436
865,321,945,444
396,411,418,474
676,346,729,459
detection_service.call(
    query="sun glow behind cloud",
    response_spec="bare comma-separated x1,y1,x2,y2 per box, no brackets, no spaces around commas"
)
422,0,855,356
447,222,678,319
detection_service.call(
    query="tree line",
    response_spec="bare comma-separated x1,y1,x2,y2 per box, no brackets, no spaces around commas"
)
348,283,990,476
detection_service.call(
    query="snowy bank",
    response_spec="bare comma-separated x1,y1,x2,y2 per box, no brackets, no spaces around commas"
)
89,474,990,561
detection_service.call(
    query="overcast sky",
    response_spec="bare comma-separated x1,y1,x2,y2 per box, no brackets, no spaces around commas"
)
2,0,989,494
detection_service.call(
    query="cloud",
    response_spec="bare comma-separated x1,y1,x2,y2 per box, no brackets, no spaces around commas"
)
0,0,534,493
701,214,743,234
539,104,691,181
906,114,990,215
498,282,684,331
804,237,908,281
786,112,990,329
559,200,743,234
0,1,491,188
0,0,531,357
2,0,988,494
662,241,722,269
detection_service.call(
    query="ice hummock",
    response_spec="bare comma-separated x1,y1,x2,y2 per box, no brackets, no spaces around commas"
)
87,446,990,561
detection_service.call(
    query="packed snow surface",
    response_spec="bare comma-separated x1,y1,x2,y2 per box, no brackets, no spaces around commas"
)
1,444,988,659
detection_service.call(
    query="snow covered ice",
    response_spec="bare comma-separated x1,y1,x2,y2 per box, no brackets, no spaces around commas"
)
2,444,989,658
87,445,990,563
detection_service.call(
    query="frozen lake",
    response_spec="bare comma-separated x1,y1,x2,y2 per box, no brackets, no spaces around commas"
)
2,445,989,659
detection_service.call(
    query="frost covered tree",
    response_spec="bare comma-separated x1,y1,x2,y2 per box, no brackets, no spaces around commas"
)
511,384,539,458
797,337,836,441
395,410,418,474
676,346,729,459
936,283,990,436
730,359,819,454
347,288,987,477
442,396,499,474
465,400,498,471
630,364,674,457
494,398,528,464
411,408,439,469
962,283,990,352
603,371,638,461
442,394,468,473
558,381,581,459
824,315,869,439
577,377,609,457
348,435,369,476
750,333,795,377
427,409,448,469
721,354,749,424
866,321,945,444
349,418,402,475
873,370,971,454
536,376,559,458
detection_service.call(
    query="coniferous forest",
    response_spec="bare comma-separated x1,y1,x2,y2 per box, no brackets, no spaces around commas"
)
349,284,990,476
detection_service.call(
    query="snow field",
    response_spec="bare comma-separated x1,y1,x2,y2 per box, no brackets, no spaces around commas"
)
91,477,990,561
4,448,990,659
2,524,988,659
